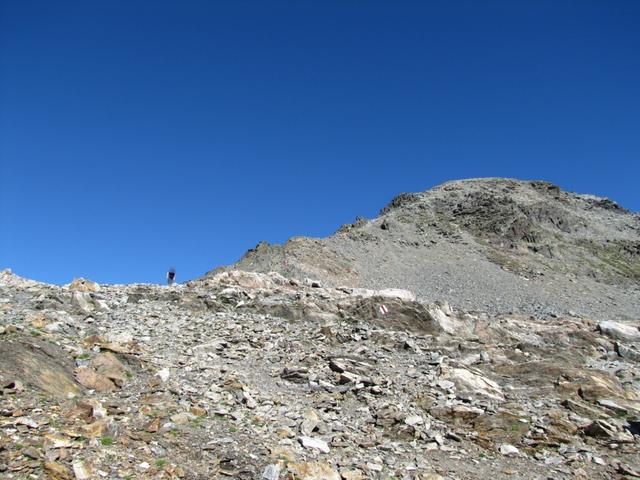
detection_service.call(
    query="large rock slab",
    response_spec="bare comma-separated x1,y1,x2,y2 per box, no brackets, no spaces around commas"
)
598,321,640,343
438,366,505,401
0,336,82,398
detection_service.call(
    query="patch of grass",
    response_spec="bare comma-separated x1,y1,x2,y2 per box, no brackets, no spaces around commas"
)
169,429,179,437
30,329,41,337
155,458,167,468
100,436,113,446
190,417,205,428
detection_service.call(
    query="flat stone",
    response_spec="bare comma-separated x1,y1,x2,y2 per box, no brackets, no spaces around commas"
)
596,399,628,415
439,366,504,401
436,379,455,390
44,434,75,449
376,288,416,302
299,436,330,453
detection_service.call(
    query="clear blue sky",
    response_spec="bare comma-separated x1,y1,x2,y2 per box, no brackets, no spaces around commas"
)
1,1,639,285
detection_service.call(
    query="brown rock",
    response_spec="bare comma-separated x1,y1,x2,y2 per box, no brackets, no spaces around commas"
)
145,417,160,433
288,462,341,480
72,460,92,480
98,341,141,354
472,412,529,446
64,401,95,422
431,404,484,423
91,352,127,386
0,336,82,398
43,461,73,480
341,470,364,480
75,367,115,392
579,373,638,403
80,419,108,438
560,398,609,419
190,406,207,417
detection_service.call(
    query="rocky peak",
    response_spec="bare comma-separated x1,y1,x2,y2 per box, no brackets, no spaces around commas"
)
214,178,640,322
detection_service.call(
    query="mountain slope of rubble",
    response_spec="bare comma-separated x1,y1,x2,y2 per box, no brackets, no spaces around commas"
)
216,178,640,322
1,269,639,480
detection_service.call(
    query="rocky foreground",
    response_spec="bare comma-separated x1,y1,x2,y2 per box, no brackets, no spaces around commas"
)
0,268,639,479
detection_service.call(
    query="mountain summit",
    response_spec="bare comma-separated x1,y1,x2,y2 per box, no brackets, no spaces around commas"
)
211,178,640,322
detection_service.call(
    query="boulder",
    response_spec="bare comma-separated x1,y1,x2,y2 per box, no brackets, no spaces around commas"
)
75,366,116,392
426,302,457,334
597,321,640,343
71,291,95,314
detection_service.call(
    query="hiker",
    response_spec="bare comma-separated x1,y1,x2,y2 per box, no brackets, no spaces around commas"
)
167,268,176,286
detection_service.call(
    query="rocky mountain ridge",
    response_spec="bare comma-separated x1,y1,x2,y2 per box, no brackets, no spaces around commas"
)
217,178,640,322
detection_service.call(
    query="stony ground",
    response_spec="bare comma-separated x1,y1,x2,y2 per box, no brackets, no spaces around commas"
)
1,269,639,479
220,178,640,322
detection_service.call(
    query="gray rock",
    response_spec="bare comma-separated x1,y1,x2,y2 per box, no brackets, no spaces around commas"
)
262,464,281,480
299,436,330,453
598,321,640,343
499,444,520,456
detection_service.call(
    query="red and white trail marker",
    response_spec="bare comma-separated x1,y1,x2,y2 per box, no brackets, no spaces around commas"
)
379,304,388,315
